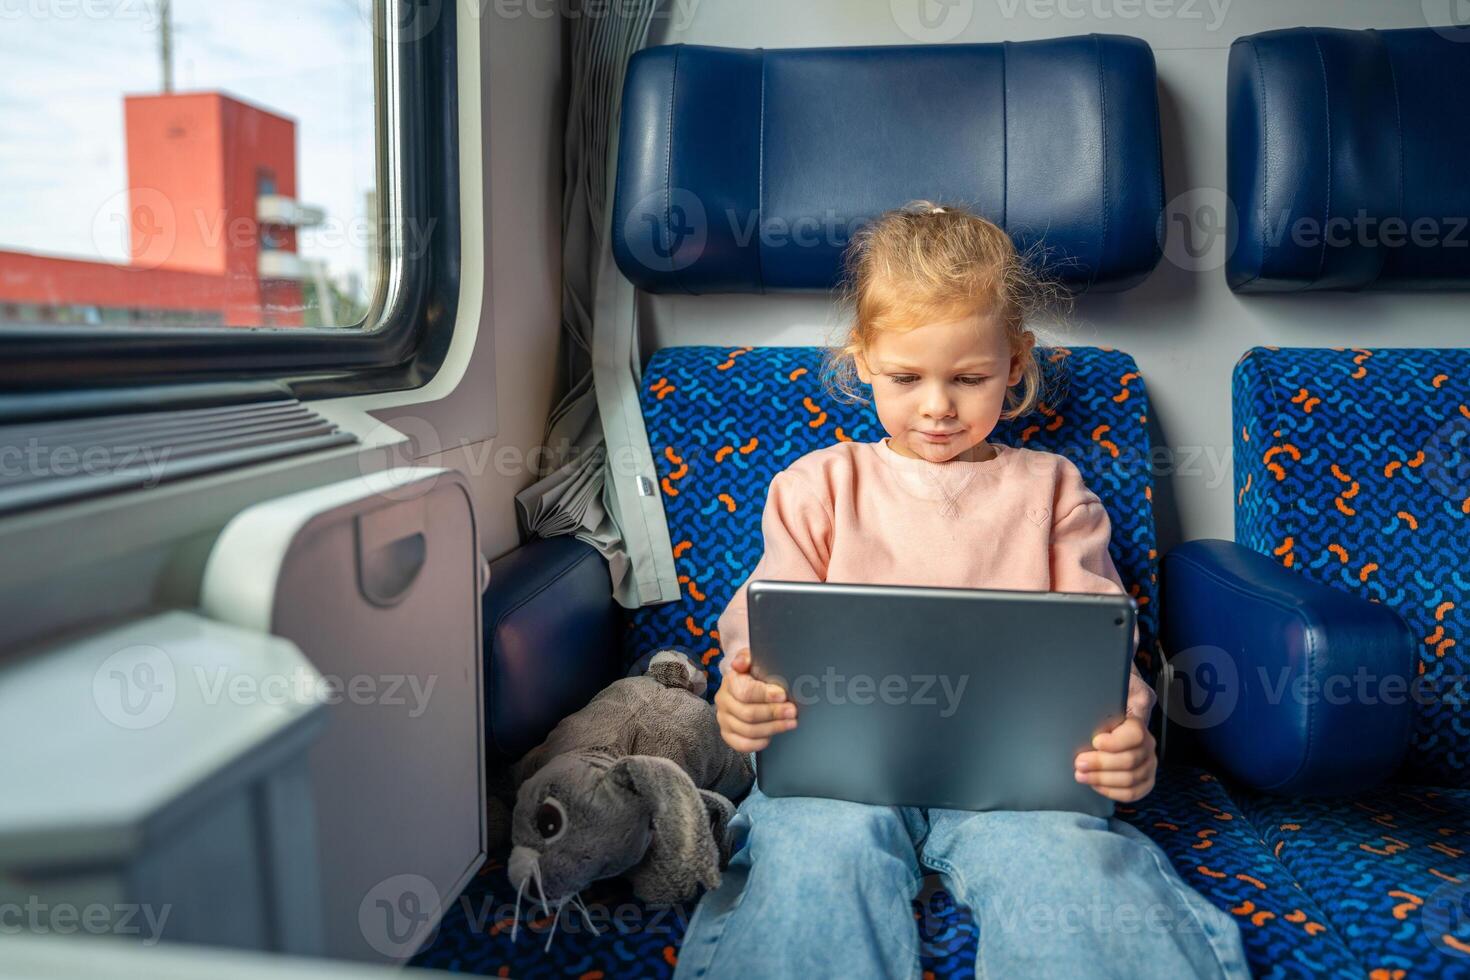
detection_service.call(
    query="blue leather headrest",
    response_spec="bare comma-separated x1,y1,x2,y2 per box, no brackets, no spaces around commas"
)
1228,26,1470,291
612,37,1164,294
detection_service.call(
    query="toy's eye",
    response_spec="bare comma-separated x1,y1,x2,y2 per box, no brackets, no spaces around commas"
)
534,799,565,840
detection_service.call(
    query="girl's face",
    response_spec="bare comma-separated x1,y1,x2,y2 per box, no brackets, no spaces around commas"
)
854,311,1032,464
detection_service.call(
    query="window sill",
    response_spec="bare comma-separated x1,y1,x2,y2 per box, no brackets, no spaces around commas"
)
0,403,418,657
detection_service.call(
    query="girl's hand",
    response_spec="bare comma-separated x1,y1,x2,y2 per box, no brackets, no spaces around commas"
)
714,648,798,753
1073,715,1157,803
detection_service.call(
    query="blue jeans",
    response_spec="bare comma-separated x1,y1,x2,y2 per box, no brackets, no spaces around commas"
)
674,756,1250,980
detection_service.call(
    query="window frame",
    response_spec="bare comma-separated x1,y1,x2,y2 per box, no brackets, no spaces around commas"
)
0,0,461,402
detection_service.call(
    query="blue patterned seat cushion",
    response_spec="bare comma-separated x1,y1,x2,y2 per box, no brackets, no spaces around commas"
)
413,345,1321,978
622,345,1162,696
1120,767,1362,979
1234,347,1470,788
1234,785,1470,977
411,766,1355,979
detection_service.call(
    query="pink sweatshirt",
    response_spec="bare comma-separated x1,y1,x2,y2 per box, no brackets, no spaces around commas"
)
716,437,1157,720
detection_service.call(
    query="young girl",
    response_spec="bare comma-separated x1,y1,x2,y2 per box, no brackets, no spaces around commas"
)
672,203,1250,979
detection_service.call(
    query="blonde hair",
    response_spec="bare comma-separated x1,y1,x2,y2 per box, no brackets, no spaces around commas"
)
822,200,1064,420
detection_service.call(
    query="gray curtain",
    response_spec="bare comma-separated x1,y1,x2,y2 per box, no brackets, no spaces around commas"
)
514,0,678,609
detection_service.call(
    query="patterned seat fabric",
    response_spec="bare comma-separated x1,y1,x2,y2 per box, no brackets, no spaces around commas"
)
1231,346,1470,977
1234,785,1470,976
412,765,1363,979
417,344,1464,978
1234,347,1470,788
622,345,1162,694
1119,767,1362,979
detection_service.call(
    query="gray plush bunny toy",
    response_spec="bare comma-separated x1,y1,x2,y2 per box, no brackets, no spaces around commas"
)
491,649,754,935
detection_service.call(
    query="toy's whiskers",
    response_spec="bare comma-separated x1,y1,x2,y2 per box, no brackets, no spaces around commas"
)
534,863,551,917
572,892,600,935
510,873,528,942
511,862,555,944
539,892,598,952
543,899,561,952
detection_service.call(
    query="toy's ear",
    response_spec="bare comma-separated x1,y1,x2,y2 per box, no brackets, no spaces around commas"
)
510,740,553,790
698,788,739,866
647,648,707,696
606,756,640,797
607,756,722,904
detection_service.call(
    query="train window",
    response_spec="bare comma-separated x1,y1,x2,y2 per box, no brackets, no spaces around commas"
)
1,2,379,330
0,0,459,394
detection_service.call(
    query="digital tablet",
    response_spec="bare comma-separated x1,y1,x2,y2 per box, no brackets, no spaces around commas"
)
746,580,1137,818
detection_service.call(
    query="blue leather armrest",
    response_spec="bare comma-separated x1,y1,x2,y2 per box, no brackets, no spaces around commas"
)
483,536,621,760
1160,539,1415,796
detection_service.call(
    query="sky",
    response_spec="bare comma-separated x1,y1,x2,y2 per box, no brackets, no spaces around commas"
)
0,0,378,298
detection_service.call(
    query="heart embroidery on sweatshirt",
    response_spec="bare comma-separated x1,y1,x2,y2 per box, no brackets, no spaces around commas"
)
1026,506,1051,527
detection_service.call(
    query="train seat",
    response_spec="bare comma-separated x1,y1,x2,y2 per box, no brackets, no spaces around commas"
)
411,31,1462,978
414,344,1368,978
1166,346,1470,974
1168,22,1470,970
